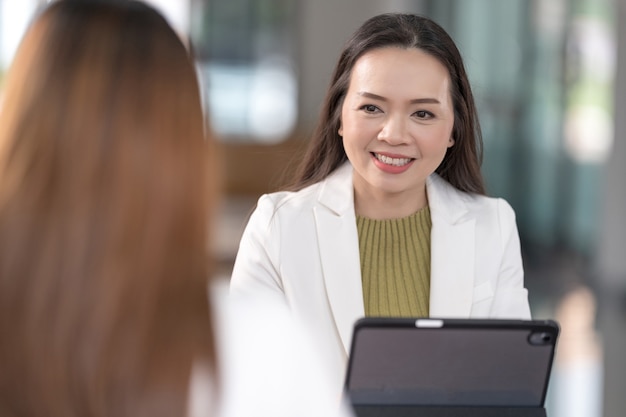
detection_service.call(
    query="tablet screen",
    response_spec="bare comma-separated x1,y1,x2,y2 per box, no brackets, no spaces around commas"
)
346,319,558,407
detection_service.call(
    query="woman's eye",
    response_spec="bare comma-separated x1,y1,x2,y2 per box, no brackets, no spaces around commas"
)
414,110,433,119
360,104,380,113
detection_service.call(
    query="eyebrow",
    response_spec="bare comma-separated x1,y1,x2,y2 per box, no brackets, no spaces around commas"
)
357,91,441,104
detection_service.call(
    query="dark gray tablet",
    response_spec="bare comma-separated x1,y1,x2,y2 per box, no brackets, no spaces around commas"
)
345,318,559,415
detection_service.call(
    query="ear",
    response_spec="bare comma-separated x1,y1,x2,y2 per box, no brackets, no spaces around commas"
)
338,124,343,137
448,137,455,148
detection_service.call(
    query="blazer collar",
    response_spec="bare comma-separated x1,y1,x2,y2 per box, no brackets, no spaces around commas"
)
315,162,363,354
426,173,471,224
319,165,472,222
426,174,476,318
317,162,354,216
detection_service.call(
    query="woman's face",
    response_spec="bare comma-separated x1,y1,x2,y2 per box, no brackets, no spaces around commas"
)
340,47,454,213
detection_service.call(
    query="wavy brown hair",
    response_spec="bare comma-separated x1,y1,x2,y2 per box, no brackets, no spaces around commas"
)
288,13,485,195
0,1,217,416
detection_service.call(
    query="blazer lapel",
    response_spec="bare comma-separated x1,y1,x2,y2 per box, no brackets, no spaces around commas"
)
427,175,476,318
315,163,364,354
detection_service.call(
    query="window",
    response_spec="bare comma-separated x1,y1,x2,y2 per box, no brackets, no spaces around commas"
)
190,0,298,143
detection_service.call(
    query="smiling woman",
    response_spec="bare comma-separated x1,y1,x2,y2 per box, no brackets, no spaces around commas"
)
229,13,532,401
339,47,455,219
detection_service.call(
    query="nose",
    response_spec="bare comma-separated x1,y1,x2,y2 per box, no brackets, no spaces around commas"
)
378,115,410,145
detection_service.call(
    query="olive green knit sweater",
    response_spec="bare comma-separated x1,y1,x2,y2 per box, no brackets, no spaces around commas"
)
357,207,432,317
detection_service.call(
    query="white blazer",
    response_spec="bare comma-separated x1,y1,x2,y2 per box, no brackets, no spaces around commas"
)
230,162,531,398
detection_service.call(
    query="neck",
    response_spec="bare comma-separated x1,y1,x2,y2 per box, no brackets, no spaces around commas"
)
354,185,428,220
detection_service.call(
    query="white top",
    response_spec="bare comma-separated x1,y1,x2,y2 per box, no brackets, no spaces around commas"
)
188,279,354,417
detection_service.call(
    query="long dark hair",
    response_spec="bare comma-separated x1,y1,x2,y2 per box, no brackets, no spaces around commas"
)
0,1,217,416
288,13,485,195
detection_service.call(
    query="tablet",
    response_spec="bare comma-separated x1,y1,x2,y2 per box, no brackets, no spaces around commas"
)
345,318,559,408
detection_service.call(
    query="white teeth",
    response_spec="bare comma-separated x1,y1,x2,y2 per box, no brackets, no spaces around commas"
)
374,153,412,167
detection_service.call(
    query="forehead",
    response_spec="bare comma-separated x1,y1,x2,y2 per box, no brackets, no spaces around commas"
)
348,47,451,97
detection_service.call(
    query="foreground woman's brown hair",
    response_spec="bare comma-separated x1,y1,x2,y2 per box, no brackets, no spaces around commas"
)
0,1,216,416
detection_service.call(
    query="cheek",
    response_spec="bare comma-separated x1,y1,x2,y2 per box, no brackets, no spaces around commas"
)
420,124,450,141
343,111,381,137
339,113,360,139
420,127,454,154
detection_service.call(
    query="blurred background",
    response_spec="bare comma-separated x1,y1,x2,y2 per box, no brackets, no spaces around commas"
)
1,0,625,416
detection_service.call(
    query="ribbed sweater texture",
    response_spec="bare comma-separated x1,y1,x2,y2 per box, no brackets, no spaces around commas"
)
357,207,432,317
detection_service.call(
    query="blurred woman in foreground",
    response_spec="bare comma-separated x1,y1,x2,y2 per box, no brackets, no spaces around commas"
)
0,1,351,416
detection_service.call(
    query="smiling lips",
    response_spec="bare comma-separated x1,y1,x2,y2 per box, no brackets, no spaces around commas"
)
371,152,415,174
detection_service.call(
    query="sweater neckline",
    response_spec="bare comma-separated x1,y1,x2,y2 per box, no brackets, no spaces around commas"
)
356,205,430,222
